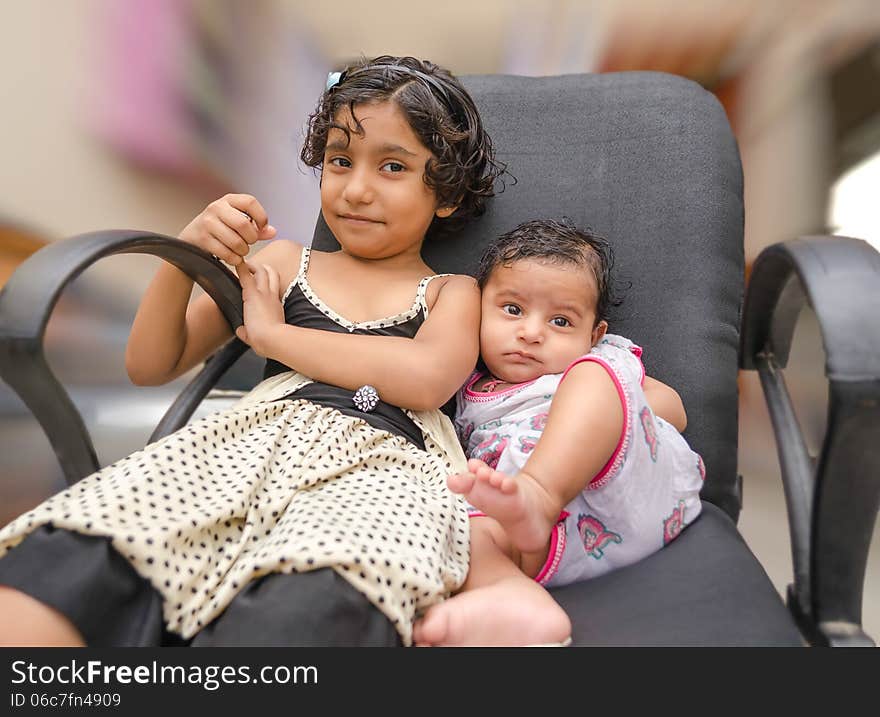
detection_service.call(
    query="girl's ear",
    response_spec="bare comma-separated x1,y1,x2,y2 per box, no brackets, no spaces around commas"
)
591,320,608,347
435,205,457,218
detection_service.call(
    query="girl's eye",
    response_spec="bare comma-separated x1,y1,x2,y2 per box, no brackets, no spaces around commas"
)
381,161,406,173
551,317,571,327
502,304,521,316
329,157,351,168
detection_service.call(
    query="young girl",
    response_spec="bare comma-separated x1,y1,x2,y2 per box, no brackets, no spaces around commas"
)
0,56,504,647
413,220,705,646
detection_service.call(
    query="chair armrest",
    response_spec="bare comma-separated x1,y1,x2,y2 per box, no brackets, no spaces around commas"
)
740,235,880,646
0,230,247,486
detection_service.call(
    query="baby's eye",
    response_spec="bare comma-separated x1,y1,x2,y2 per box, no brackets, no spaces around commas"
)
329,157,352,168
381,161,406,173
502,304,521,316
551,317,571,327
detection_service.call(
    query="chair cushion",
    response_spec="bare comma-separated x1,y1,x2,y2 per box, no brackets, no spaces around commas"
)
313,72,745,520
550,503,803,645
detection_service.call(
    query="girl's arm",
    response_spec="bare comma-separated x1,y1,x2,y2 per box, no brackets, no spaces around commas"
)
236,262,481,411
125,194,278,386
643,375,687,431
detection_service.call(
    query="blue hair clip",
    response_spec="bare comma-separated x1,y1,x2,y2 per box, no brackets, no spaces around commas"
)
325,70,346,92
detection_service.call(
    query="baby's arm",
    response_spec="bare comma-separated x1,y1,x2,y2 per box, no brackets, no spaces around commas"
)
643,376,687,431
125,194,280,386
238,272,481,412
448,360,623,557
520,361,624,509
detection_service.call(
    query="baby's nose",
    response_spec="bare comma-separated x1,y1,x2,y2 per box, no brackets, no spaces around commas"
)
518,321,544,343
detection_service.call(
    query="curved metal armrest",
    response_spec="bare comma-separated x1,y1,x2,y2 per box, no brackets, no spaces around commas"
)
0,230,248,487
740,235,880,646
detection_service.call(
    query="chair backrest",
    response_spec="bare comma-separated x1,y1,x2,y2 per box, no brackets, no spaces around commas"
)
313,72,745,521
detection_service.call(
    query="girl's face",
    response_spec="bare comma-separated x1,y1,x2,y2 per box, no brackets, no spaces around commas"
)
479,259,608,383
320,100,453,261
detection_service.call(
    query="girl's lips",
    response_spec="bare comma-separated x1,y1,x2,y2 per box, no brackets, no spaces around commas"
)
339,214,382,224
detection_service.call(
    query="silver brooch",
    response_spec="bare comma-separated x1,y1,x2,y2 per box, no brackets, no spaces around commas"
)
353,385,380,412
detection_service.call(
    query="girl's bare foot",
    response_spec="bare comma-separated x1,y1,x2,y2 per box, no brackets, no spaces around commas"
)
447,458,559,553
413,576,571,646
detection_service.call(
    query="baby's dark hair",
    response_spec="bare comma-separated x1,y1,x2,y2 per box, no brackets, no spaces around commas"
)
301,55,505,238
476,219,620,325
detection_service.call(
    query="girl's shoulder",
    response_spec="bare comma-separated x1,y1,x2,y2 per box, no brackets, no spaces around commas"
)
423,273,478,313
249,239,306,291
250,238,305,269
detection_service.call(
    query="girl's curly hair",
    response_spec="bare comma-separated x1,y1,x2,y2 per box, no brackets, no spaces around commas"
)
301,55,506,238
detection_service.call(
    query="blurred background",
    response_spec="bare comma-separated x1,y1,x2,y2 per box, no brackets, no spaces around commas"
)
1,0,878,639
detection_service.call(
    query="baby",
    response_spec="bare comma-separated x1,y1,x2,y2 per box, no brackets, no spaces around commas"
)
414,219,705,646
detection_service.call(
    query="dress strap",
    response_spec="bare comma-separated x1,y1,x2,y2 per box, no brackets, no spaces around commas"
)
297,246,312,280
416,273,452,319
281,245,311,304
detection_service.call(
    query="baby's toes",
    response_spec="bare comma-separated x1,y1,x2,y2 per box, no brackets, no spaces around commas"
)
488,469,509,489
500,475,518,494
473,463,496,481
447,472,476,495
412,607,449,647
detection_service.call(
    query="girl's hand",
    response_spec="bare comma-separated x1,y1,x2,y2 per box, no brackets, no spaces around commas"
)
234,261,285,357
179,194,277,267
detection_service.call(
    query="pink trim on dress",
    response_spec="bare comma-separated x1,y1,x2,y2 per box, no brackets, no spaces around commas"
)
625,341,645,386
561,355,629,487
469,510,568,586
463,372,538,402
534,513,569,586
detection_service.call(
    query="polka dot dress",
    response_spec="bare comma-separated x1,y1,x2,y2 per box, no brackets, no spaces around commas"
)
0,399,470,645
0,248,471,646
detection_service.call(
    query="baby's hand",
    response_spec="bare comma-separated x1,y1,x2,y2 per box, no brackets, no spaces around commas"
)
179,194,277,266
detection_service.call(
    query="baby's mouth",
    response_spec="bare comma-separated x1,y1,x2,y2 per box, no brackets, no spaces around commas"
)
506,351,538,362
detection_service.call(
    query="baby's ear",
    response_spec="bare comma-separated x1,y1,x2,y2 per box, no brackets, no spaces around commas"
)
435,205,457,218
591,320,608,346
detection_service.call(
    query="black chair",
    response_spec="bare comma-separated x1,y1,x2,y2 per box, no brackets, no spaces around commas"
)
1,72,877,646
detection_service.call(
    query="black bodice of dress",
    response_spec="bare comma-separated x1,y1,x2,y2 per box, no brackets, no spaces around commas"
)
262,266,430,450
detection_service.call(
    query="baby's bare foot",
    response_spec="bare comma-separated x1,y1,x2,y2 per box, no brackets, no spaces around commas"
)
412,577,571,647
447,459,559,553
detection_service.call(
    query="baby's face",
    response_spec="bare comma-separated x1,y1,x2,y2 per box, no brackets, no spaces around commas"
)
479,259,607,383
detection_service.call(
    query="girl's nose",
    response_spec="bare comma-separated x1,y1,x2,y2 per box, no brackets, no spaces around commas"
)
341,168,374,205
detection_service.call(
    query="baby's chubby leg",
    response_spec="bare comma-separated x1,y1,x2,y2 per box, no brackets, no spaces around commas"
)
0,586,85,646
413,518,570,647
447,458,560,554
